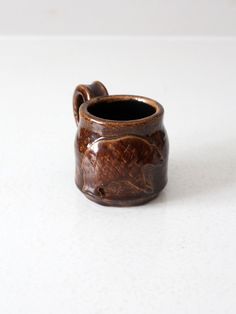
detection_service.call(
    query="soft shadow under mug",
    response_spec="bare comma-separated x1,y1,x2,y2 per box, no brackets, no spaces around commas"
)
73,81,169,206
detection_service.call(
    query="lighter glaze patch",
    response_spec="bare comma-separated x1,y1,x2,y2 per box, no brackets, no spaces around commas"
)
81,135,163,200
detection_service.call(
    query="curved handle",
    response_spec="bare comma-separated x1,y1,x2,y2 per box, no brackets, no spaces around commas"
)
73,81,109,125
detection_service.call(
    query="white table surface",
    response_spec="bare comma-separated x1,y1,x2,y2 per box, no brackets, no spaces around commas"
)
0,38,235,314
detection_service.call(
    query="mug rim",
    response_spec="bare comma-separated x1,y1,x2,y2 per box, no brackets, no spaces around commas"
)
79,95,164,125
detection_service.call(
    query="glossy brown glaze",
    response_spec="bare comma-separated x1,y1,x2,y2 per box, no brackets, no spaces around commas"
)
73,81,169,206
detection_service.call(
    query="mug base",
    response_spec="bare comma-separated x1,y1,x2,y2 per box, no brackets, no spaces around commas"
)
88,194,158,207
81,190,163,207
75,179,167,207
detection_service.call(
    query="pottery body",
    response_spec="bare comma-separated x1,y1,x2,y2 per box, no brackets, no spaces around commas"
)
73,81,169,206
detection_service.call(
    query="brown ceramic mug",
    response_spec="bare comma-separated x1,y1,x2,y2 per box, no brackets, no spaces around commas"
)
73,81,169,206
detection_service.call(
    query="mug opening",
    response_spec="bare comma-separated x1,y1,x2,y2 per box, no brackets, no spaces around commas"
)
87,99,156,121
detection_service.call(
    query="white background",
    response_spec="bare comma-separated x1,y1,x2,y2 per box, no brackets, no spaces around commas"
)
0,0,236,36
0,1,236,314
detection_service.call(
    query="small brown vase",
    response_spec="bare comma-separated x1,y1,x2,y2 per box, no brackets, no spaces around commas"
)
73,81,169,206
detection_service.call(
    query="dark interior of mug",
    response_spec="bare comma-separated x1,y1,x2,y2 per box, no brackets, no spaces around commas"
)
87,99,156,121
